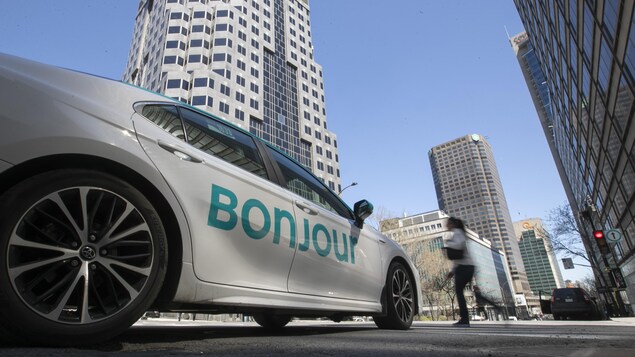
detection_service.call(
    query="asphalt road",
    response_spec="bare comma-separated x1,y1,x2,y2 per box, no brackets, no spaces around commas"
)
2,318,635,356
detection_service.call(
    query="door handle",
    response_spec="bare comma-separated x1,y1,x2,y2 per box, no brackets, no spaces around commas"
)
295,201,318,215
157,140,203,163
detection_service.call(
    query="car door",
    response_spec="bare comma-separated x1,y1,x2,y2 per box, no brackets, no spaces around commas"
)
132,103,296,292
266,148,383,302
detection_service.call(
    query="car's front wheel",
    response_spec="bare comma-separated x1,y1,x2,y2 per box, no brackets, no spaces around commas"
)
0,169,167,346
374,261,415,330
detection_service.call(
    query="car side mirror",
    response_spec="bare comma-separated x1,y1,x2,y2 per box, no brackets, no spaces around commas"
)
353,200,374,229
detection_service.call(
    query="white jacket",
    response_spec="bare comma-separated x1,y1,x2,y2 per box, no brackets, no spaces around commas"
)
444,228,474,270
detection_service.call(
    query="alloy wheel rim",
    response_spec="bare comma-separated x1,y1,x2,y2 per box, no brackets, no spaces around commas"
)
6,186,154,324
391,268,414,323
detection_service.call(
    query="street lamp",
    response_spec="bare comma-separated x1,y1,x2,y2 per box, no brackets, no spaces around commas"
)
338,182,358,196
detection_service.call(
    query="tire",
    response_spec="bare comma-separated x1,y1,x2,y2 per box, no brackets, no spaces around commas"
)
552,314,561,320
253,314,291,330
374,262,415,330
0,169,168,346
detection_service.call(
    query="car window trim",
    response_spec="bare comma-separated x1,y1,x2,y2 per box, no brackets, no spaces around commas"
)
264,145,354,220
135,101,279,182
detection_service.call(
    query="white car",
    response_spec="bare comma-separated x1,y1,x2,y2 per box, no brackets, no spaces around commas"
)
0,53,422,345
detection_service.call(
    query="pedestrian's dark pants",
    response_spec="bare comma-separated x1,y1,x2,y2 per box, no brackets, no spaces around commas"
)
454,264,475,321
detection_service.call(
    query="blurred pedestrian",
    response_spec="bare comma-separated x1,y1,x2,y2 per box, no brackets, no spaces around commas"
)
473,285,500,320
443,217,474,327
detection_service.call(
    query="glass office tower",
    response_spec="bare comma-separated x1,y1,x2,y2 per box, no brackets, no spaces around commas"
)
123,0,342,191
514,0,634,315
514,219,564,297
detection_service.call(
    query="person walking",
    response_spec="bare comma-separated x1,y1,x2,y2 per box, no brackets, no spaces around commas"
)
443,217,475,327
473,285,501,320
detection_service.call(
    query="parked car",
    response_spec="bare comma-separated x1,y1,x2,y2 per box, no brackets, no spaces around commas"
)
0,53,422,346
550,287,603,320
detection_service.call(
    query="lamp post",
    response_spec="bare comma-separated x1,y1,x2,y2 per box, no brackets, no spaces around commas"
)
338,182,358,196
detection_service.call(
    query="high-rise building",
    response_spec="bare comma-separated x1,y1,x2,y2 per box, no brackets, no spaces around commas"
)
514,0,635,314
123,0,342,191
428,134,532,297
514,219,565,297
380,210,517,319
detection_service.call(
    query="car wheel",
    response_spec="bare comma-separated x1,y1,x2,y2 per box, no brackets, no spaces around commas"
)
374,262,415,330
0,169,167,346
253,314,291,330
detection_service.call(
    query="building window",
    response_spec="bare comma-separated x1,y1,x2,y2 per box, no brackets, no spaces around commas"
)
219,102,230,114
220,84,230,96
163,56,184,66
217,10,230,18
213,69,231,79
213,53,232,63
191,95,212,107
214,38,232,47
236,75,246,87
215,23,231,32
167,79,181,89
166,40,182,49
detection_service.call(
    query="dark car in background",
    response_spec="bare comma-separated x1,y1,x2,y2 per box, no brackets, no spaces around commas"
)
551,288,603,320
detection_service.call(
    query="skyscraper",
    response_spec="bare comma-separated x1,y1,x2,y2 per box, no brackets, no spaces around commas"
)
123,0,342,191
429,134,532,296
514,0,635,314
514,219,564,297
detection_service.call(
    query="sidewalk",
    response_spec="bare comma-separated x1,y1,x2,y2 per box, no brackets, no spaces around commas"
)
611,317,635,324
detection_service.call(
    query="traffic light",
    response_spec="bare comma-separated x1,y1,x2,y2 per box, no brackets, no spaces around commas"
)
593,230,610,255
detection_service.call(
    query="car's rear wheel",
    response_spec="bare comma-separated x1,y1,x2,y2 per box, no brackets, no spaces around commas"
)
253,314,292,330
0,169,167,346
374,262,415,330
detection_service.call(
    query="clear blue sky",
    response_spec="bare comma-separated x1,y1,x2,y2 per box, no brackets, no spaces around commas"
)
0,0,591,282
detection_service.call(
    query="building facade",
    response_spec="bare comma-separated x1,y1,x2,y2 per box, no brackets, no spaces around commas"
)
514,0,635,314
123,0,342,191
514,219,565,297
380,210,517,319
428,134,532,298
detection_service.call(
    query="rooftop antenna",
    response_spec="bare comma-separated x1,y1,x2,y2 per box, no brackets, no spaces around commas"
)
504,25,514,47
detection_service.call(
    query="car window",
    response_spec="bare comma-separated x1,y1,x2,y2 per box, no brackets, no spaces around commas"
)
268,148,352,219
178,107,268,179
141,105,185,140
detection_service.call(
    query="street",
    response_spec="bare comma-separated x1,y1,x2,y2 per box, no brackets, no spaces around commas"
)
2,318,634,356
